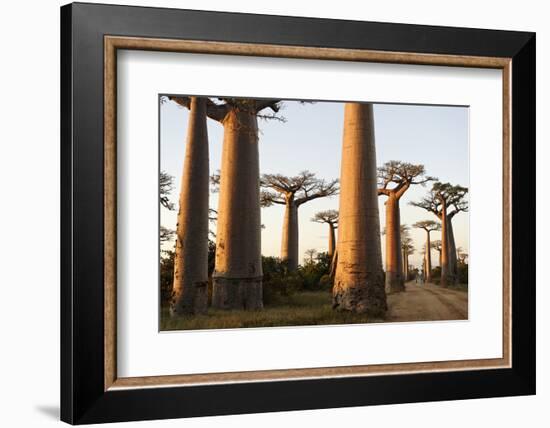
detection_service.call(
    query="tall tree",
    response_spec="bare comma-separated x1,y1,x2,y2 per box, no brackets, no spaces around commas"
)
170,96,283,310
413,220,441,283
169,97,210,315
411,182,468,286
457,247,468,265
378,161,435,293
431,240,443,268
333,103,386,316
261,172,338,271
400,225,414,282
311,210,339,258
304,248,318,264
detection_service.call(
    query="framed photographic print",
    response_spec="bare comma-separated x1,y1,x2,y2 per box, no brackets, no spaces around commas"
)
60,2,536,424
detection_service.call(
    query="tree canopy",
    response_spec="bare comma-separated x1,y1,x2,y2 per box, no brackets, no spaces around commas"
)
413,219,441,233
378,161,436,199
260,171,338,207
411,181,468,218
311,210,339,226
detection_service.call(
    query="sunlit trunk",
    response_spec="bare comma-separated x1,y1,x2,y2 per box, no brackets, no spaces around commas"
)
447,217,458,283
440,202,454,286
171,97,209,315
280,200,299,271
385,195,404,292
212,109,263,310
425,230,432,282
333,103,386,316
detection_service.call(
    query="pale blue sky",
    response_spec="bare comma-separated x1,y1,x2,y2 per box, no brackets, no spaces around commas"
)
160,99,469,268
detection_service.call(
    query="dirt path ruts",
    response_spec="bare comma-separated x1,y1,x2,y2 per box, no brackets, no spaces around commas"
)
385,282,468,322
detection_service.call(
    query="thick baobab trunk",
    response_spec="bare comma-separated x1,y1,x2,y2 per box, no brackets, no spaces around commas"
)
328,223,336,258
280,201,299,271
425,231,432,282
447,217,458,283
333,103,386,316
212,110,263,310
440,203,455,286
385,195,404,292
171,97,209,316
329,248,338,279
402,248,409,281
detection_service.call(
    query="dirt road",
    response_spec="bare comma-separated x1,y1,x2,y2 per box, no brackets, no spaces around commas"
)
386,282,468,322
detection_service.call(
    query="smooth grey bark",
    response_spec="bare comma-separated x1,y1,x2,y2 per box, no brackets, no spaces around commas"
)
333,103,386,316
281,201,299,271
212,109,263,310
447,215,458,282
170,97,209,316
425,230,432,282
440,201,455,286
385,195,404,292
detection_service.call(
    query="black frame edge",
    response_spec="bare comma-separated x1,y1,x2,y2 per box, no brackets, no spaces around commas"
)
60,3,74,425
510,33,536,393
61,3,536,424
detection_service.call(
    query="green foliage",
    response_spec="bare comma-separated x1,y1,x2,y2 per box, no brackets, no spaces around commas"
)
261,253,333,304
457,263,469,284
262,256,299,305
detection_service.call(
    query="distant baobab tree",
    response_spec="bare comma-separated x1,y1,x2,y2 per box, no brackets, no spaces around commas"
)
413,220,441,283
378,161,435,293
261,171,338,271
412,182,468,286
400,225,415,282
170,96,284,311
457,247,468,265
311,210,339,258
431,240,443,268
304,248,318,263
333,103,386,316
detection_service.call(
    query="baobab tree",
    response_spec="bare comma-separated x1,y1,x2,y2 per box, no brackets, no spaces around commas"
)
311,210,339,258
378,161,435,293
169,97,210,315
413,220,441,283
411,182,468,286
333,103,386,316
170,96,283,310
304,248,318,264
261,171,338,271
431,240,443,268
400,226,415,282
457,247,468,265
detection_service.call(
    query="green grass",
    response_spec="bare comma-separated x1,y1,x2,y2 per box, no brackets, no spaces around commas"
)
160,291,382,331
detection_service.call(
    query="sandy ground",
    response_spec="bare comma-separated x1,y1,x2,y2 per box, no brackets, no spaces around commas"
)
386,281,468,322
